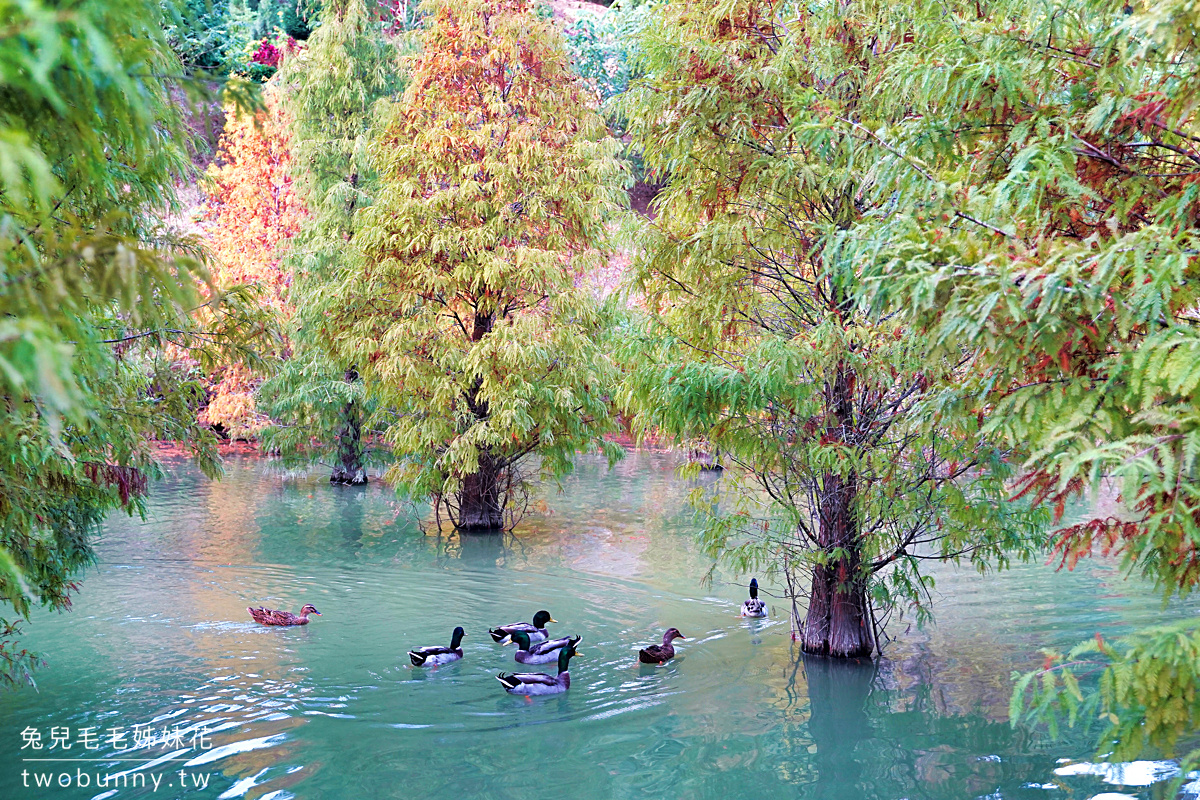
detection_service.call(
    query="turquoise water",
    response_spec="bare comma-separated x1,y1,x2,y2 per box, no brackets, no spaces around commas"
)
0,452,1194,799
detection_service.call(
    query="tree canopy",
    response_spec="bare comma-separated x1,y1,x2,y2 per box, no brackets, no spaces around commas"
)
0,0,264,684
331,0,626,529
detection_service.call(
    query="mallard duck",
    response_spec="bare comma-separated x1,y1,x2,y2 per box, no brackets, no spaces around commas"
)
488,610,556,644
638,628,686,664
247,604,321,626
502,630,583,665
741,578,768,618
408,626,466,667
496,640,579,695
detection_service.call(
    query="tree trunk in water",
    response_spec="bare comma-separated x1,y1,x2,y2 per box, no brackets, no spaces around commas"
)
456,453,504,531
330,367,368,486
801,362,873,658
455,311,504,532
801,473,873,657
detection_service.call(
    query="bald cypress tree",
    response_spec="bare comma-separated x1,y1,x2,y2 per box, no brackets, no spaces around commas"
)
336,0,625,529
259,0,405,484
616,0,1045,657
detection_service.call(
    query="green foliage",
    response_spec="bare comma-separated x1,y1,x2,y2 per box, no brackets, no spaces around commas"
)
163,0,247,72
822,0,1200,766
614,0,1046,650
0,0,270,685
334,0,626,527
563,2,653,105
1014,621,1200,774
259,0,406,476
256,0,321,40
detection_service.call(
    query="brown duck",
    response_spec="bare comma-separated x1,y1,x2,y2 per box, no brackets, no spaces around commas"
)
638,627,686,664
248,604,321,626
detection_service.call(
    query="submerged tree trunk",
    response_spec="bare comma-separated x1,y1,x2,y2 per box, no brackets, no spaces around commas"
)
802,472,873,657
330,367,368,486
455,311,505,532
457,452,505,531
801,362,874,658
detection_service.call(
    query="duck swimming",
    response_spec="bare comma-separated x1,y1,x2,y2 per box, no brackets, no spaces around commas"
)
502,630,582,665
496,640,579,695
638,628,686,664
489,610,556,644
408,626,466,667
741,578,768,618
247,604,321,626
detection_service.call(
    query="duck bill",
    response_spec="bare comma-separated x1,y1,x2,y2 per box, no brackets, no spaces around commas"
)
499,635,514,646
548,618,558,624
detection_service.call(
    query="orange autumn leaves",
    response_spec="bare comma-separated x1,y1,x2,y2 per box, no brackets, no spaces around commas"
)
202,86,305,437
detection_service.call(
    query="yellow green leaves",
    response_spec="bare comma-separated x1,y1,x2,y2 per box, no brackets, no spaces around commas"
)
334,0,625,525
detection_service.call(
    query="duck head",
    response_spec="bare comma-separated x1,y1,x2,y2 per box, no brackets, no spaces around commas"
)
450,626,466,649
300,604,321,617
503,630,532,650
663,627,686,644
749,578,759,600
532,610,556,628
557,639,580,673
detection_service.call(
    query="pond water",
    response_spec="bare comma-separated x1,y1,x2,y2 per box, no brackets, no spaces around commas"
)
0,452,1195,800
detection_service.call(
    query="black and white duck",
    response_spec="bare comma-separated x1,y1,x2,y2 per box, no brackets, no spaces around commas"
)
502,630,582,665
741,578,768,618
408,626,466,667
496,640,579,695
488,610,556,644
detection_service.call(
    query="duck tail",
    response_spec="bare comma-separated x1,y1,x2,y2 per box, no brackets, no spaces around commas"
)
408,651,427,667
488,628,506,643
496,672,519,690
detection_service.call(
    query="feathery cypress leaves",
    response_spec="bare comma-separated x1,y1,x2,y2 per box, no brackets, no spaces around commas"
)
258,0,406,482
335,0,626,529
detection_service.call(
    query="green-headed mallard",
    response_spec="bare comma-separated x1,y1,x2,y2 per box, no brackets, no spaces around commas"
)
502,630,582,665
408,626,466,667
496,640,579,695
741,578,768,618
489,610,555,644
247,604,321,626
638,628,686,664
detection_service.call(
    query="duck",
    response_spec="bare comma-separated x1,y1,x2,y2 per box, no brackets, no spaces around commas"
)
638,627,686,664
488,610,556,644
496,640,579,695
741,578,768,618
247,604,321,626
501,630,583,665
408,626,466,667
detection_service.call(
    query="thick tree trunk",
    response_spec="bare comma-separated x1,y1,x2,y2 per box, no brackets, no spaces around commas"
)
457,452,504,530
455,312,504,531
801,472,873,657
330,368,368,486
801,361,874,658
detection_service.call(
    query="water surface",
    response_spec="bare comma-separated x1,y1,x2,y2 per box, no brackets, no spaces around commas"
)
0,452,1194,800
